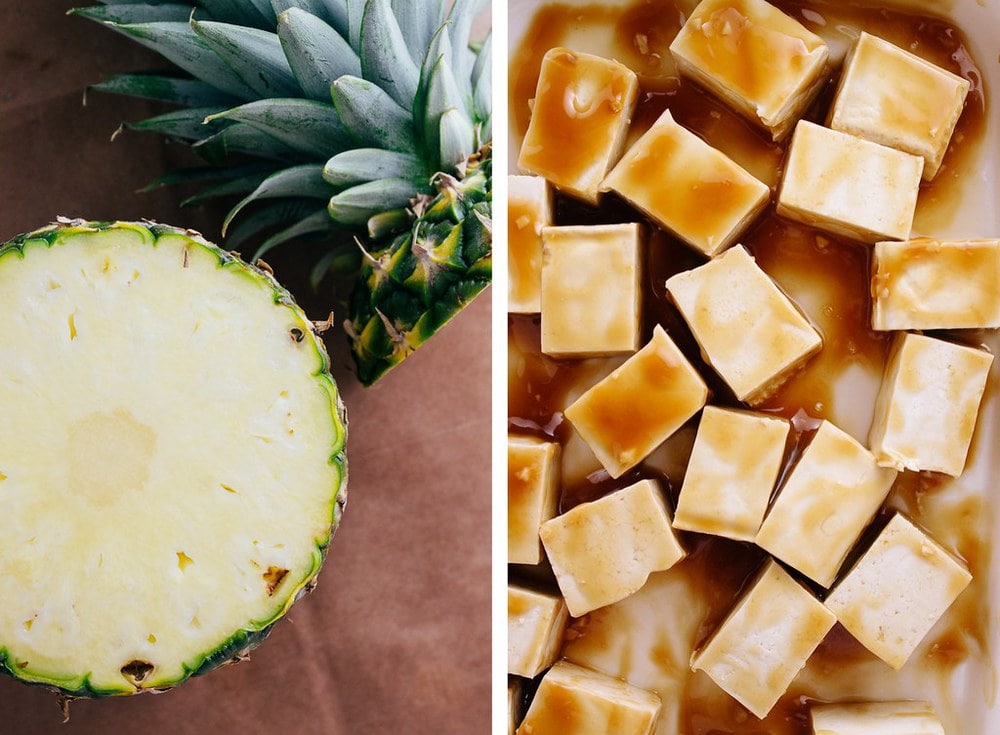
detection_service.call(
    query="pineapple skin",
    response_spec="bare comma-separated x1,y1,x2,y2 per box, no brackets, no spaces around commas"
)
0,220,348,698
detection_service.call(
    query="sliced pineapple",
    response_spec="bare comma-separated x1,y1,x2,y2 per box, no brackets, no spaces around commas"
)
0,220,347,696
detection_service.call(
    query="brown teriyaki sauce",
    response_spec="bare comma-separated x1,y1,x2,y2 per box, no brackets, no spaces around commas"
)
508,1,990,733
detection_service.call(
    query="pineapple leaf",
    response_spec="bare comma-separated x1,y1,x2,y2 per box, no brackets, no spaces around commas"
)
272,0,348,37
446,0,486,97
123,105,228,141
327,178,415,226
139,165,261,192
390,0,443,66
223,164,333,234
225,199,320,249
322,149,425,187
205,99,349,158
359,0,418,111
277,7,361,102
197,0,272,29
438,107,474,172
193,122,311,164
90,73,242,107
252,208,334,261
90,21,256,100
345,0,363,49
330,75,415,152
471,32,491,122
310,245,360,289
413,22,451,161
180,169,275,207
422,53,467,168
70,3,202,24
191,19,302,99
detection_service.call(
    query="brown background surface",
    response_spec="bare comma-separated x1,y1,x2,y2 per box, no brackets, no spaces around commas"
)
0,2,491,733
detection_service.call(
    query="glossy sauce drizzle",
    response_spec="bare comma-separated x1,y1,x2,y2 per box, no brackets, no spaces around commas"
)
508,1,990,733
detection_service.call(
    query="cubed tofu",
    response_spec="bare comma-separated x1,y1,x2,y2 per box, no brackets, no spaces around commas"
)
756,420,897,588
868,332,993,477
665,246,822,404
508,175,553,314
691,559,836,719
539,479,686,617
508,584,569,678
517,661,661,735
825,514,972,670
540,224,643,358
669,0,830,141
777,121,923,243
811,700,945,735
673,407,790,541
602,109,769,256
508,435,561,565
564,326,708,478
872,238,1000,331
828,32,970,180
509,679,522,735
518,48,639,204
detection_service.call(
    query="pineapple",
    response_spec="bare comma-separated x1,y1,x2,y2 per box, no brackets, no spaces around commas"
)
74,0,493,385
0,219,347,696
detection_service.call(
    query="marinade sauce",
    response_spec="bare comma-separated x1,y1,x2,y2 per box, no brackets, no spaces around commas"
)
508,2,990,733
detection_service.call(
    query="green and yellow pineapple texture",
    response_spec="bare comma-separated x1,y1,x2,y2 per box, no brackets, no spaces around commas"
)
0,220,347,696
75,0,493,385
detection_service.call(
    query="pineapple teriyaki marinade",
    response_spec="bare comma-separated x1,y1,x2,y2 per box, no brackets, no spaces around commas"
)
72,0,493,386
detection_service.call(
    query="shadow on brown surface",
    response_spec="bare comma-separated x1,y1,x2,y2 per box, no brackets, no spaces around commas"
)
0,2,491,733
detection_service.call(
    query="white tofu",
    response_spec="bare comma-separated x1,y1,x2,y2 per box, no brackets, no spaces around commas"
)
669,0,830,141
517,661,661,735
508,584,569,678
540,224,643,358
691,559,836,719
872,238,1000,331
508,435,561,565
777,121,923,243
564,326,708,478
674,407,789,541
508,679,522,735
508,175,553,314
665,246,822,404
755,420,897,588
811,700,945,735
602,109,769,256
539,479,686,617
868,332,993,477
518,48,639,204
828,32,970,180
825,514,972,670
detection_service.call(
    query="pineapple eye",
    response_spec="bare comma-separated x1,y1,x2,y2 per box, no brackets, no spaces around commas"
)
120,660,154,686
289,327,305,343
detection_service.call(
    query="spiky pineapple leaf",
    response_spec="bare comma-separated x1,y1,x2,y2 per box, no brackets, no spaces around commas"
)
123,105,227,141
271,0,345,35
472,32,490,123
438,107,474,172
277,7,360,102
446,0,486,97
322,148,425,187
193,122,311,164
345,0,363,49
223,164,333,233
70,3,201,24
197,0,272,28
205,98,349,158
181,168,276,207
330,75,415,152
252,208,334,261
327,178,414,225
90,73,242,107
358,0,418,111
390,0,443,67
89,20,256,100
225,199,321,249
191,19,302,98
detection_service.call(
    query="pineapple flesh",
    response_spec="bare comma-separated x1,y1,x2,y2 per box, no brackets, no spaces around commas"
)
0,220,347,696
74,0,493,385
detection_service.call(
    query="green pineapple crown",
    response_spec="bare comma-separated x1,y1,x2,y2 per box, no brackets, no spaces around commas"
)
74,0,493,384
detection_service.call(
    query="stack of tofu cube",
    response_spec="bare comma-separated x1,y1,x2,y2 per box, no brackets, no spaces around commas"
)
508,0,997,732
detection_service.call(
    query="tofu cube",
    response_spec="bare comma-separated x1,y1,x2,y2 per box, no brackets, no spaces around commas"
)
756,420,897,588
508,435,561,565
517,661,661,735
691,559,836,719
508,584,569,678
539,479,686,617
508,679,522,735
508,175,553,314
829,32,970,180
811,700,945,735
602,109,769,257
564,326,708,478
540,224,643,358
665,245,822,404
673,406,790,541
777,121,923,243
669,0,830,141
872,238,1000,331
868,332,993,477
825,514,972,670
518,48,639,204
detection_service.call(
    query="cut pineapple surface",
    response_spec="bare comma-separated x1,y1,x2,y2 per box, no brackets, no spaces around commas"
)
0,220,347,696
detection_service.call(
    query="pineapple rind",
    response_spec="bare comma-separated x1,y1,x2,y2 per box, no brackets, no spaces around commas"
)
0,220,348,697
